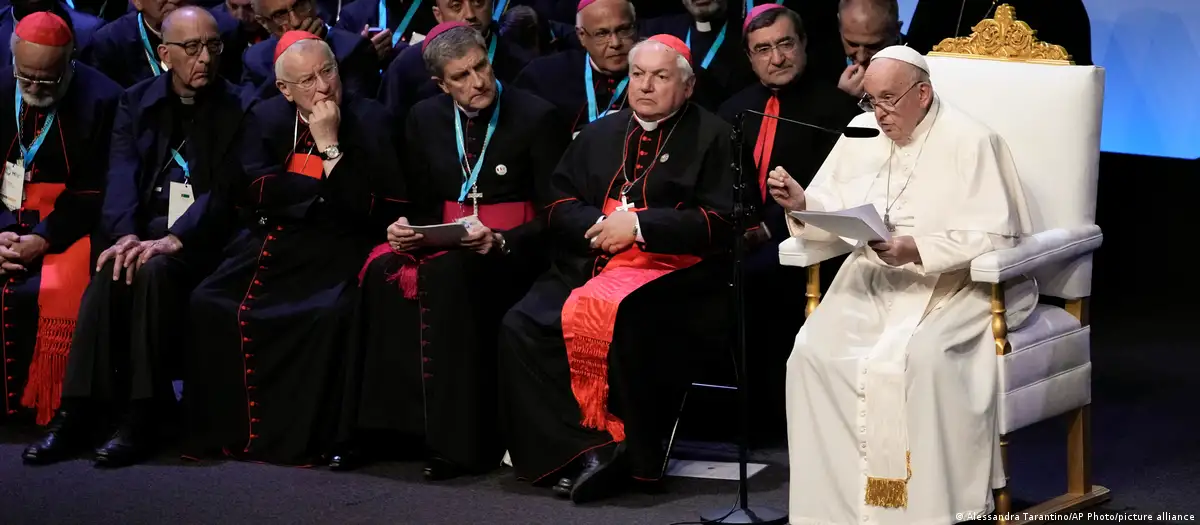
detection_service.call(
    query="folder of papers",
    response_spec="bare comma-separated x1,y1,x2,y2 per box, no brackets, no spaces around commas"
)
789,204,892,245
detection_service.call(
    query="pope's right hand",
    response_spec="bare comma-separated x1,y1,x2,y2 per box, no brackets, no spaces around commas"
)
767,167,806,212
387,217,423,252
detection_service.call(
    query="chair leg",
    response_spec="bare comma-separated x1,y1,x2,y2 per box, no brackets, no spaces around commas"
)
1010,405,1110,524
995,435,1011,524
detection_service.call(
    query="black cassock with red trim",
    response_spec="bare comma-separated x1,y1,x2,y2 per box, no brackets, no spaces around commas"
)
0,62,121,426
181,93,404,466
498,102,741,490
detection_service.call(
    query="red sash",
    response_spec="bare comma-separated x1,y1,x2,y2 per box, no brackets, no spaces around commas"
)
14,183,91,425
357,201,535,299
286,152,324,180
561,198,700,442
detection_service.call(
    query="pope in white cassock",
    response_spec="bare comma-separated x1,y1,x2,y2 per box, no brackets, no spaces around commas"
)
769,46,1038,525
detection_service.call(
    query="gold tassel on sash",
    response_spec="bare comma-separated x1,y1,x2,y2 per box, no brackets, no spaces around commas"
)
865,451,912,509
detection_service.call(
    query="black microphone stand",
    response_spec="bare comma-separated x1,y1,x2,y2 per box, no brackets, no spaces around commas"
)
699,113,787,525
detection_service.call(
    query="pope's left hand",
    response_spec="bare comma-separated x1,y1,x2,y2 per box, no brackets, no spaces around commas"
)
869,236,921,266
584,211,637,254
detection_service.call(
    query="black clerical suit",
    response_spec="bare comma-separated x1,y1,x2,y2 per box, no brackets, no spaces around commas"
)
378,27,531,124
717,72,859,438
82,11,177,89
340,83,565,476
513,48,629,139
0,2,104,67
905,0,1093,66
182,93,403,466
0,63,121,426
241,27,380,100
36,76,250,467
499,103,740,501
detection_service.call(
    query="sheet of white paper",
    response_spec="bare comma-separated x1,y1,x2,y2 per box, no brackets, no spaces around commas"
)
790,203,892,245
167,182,195,228
411,221,470,248
665,459,768,481
2,161,24,211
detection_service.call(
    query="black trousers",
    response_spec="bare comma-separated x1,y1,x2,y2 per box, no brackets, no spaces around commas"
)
62,254,206,408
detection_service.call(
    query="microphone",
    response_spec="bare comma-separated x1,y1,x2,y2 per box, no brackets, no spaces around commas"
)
739,109,880,138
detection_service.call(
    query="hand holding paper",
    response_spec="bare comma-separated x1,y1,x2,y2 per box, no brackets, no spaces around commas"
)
789,204,892,245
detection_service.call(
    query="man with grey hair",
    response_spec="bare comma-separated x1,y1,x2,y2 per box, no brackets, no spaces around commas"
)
179,31,404,466
500,34,738,504
336,20,565,479
772,45,1033,524
0,12,121,428
641,0,757,104
513,0,637,139
0,0,104,67
80,0,188,88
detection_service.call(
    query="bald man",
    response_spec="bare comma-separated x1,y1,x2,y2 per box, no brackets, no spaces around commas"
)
81,0,191,88
0,13,121,429
180,34,404,466
775,46,1033,524
513,0,636,139
836,0,902,98
22,7,251,468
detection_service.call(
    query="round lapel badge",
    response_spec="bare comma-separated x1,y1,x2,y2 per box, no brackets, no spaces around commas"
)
496,164,508,176
659,153,670,163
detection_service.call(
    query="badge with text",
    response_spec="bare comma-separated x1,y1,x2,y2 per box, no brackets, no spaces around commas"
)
167,182,195,228
495,164,507,176
2,160,26,210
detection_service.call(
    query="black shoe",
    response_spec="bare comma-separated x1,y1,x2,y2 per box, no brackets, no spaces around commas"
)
94,423,153,468
329,449,364,471
422,457,463,481
22,409,93,465
569,442,628,504
552,477,574,498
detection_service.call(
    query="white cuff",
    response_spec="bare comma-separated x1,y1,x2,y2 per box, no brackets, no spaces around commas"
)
634,212,644,243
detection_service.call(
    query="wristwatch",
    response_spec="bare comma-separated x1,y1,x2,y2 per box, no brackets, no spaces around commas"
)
495,233,510,255
320,144,342,160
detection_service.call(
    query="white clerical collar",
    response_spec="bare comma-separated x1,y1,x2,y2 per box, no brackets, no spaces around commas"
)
455,102,480,119
144,17,162,38
588,55,602,72
179,96,195,105
633,109,679,131
896,95,939,149
298,111,309,124
695,20,712,32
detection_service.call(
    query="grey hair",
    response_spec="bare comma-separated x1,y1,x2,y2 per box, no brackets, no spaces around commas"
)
274,38,335,81
575,1,636,27
421,26,487,77
628,39,693,82
9,33,75,58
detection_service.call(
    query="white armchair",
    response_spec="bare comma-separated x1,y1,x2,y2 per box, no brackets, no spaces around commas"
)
779,5,1109,522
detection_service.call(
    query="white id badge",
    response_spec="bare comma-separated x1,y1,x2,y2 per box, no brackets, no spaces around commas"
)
2,160,25,210
410,32,426,45
167,182,195,228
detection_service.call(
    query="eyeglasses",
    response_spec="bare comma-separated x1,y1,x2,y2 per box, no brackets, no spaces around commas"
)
749,38,797,59
13,69,65,86
166,39,225,57
281,63,338,90
580,24,636,42
858,81,922,113
262,0,315,27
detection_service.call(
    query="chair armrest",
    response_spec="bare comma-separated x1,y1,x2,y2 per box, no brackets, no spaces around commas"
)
779,237,853,267
970,224,1103,284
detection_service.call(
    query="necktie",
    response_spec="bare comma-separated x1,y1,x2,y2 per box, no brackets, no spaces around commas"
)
753,93,780,201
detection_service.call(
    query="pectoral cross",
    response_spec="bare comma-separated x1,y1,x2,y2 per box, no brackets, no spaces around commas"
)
884,213,895,233
616,194,633,212
467,185,483,217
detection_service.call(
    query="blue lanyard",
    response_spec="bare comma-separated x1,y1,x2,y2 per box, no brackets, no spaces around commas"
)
492,0,508,20
137,13,163,76
170,148,190,183
64,0,74,8
12,84,57,170
583,58,627,123
453,80,502,202
379,0,422,48
486,32,497,62
685,22,726,70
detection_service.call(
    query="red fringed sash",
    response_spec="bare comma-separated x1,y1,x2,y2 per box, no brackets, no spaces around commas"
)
357,201,535,299
16,183,91,425
561,199,700,442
